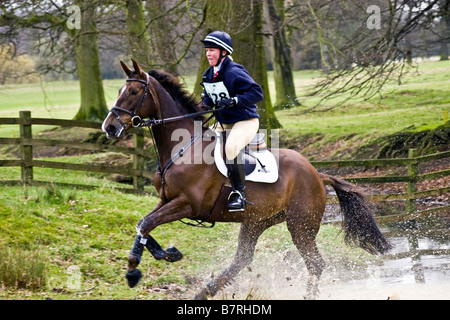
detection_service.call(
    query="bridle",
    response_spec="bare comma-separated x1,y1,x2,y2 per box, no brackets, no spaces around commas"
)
109,72,156,136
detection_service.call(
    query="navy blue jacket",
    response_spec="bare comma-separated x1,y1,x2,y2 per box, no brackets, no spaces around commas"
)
201,57,263,124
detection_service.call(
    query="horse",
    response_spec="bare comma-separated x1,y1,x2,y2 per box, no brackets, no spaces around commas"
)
102,59,392,299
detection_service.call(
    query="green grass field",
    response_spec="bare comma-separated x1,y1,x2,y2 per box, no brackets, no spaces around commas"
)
1,59,448,148
276,59,450,154
0,79,123,137
0,180,370,300
0,59,448,300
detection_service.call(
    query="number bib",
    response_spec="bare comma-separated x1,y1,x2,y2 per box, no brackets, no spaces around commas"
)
203,81,230,105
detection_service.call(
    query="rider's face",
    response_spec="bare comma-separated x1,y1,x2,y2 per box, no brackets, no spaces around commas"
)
206,48,225,67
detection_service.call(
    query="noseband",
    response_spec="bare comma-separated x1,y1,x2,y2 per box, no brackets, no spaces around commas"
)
109,75,156,136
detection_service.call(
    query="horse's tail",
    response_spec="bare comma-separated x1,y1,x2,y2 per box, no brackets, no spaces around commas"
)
320,173,392,255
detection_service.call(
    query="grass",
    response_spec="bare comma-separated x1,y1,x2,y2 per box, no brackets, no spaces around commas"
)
0,179,370,300
1,59,448,151
0,152,374,300
0,58,448,299
0,181,226,299
0,79,124,137
275,59,450,158
0,247,47,290
0,79,125,117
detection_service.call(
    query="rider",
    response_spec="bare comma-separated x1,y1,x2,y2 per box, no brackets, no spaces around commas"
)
200,31,263,212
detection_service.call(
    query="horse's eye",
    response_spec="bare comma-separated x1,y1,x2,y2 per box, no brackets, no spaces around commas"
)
131,90,138,95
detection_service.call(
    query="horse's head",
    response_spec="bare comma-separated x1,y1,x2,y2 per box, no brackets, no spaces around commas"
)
102,59,157,139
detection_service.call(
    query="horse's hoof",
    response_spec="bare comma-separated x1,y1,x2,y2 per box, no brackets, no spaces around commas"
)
193,289,209,300
126,269,142,288
165,246,183,262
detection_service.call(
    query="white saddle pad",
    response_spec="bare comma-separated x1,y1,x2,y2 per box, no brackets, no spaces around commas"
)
214,132,279,183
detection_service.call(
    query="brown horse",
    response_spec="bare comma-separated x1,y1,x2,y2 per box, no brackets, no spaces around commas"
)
102,59,392,299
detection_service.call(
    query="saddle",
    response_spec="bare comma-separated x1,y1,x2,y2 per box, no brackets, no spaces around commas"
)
214,132,279,183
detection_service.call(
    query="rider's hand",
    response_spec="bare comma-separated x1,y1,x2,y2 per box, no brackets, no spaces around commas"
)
217,97,237,109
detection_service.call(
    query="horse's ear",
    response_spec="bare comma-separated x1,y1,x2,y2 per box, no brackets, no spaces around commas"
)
120,60,133,77
131,58,144,77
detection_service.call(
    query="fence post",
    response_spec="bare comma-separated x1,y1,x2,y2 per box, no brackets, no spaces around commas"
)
406,148,418,214
19,110,33,185
133,132,145,192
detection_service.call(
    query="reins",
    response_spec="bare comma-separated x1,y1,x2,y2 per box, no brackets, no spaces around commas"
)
130,106,222,128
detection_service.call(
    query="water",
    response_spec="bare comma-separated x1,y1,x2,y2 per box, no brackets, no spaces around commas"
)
319,218,450,300
214,217,450,300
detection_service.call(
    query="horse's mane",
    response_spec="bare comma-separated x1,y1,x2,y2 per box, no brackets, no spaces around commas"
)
148,69,204,119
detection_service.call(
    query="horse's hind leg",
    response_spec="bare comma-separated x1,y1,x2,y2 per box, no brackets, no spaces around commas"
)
194,214,284,300
286,217,325,300
194,223,264,300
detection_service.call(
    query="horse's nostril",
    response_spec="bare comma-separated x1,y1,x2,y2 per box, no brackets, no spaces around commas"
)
106,124,117,136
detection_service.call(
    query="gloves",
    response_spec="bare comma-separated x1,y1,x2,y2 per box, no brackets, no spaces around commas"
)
217,97,237,109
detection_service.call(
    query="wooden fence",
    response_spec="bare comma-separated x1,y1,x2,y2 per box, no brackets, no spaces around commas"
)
1,111,449,218
0,111,152,194
310,149,450,222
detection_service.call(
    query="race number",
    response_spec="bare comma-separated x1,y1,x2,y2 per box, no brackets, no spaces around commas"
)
203,82,230,105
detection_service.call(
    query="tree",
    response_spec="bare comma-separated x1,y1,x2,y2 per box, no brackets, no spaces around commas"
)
0,45,39,84
0,0,109,121
145,0,205,74
438,0,450,60
125,0,151,66
285,0,444,108
194,0,281,130
265,0,299,110
71,1,108,121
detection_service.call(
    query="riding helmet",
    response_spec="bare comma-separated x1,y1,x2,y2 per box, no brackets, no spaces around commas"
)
201,31,233,55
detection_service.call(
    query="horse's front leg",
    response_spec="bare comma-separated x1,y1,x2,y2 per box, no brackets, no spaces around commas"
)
126,198,191,288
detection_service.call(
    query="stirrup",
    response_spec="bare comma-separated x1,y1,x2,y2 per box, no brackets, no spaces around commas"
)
227,190,245,212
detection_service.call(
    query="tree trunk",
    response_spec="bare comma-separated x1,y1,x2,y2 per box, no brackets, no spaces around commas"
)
439,0,449,61
193,1,222,99
195,0,281,129
126,0,151,66
265,0,299,110
73,2,108,121
145,0,179,74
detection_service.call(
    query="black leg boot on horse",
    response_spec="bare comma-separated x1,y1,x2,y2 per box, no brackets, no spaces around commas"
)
126,234,183,288
227,153,246,212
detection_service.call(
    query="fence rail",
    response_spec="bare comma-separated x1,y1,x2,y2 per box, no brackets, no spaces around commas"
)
310,149,450,218
1,111,449,216
0,111,152,194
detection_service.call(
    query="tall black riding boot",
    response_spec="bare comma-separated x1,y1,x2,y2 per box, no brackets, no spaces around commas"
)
227,157,246,212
